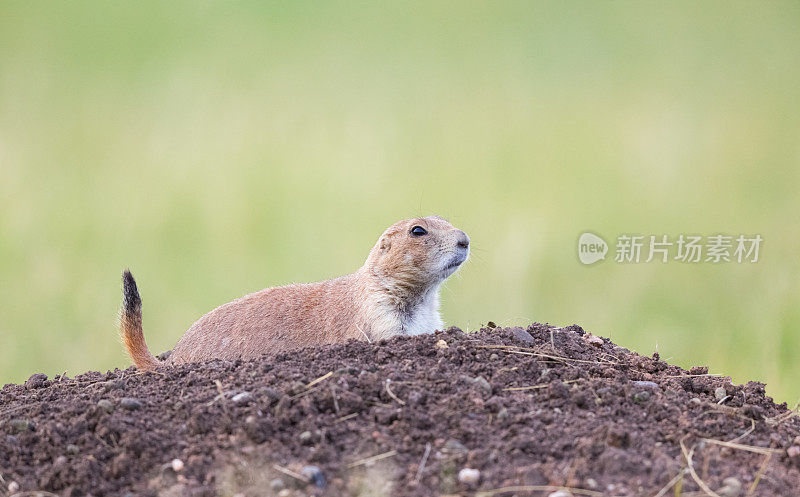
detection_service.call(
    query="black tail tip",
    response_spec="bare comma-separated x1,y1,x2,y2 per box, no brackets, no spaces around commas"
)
122,269,141,310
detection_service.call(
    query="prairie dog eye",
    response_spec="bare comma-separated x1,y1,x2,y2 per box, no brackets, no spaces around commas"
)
410,226,427,236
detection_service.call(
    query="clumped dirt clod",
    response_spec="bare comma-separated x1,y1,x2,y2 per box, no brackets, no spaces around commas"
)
2,324,800,496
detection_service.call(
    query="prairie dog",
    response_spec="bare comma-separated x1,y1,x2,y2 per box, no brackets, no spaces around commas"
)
120,216,470,369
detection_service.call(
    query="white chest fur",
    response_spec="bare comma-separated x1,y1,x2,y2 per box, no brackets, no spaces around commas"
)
400,287,443,335
362,285,443,340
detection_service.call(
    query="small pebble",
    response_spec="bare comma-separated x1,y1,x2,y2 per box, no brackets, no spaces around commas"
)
486,321,497,328
585,478,598,489
583,334,604,346
741,404,765,420
690,397,703,405
632,391,650,403
722,477,741,488
97,399,114,413
258,386,282,402
299,431,313,444
105,379,126,392
489,353,499,361
434,339,448,350
788,446,800,457
547,490,574,497
714,387,728,401
54,455,67,466
277,490,291,497
66,444,80,455
472,376,492,395
120,398,142,411
302,465,326,488
8,418,30,433
25,373,48,389
171,459,184,472
407,390,425,405
510,327,534,343
288,381,306,395
632,381,659,389
717,476,741,497
7,481,19,493
231,392,252,405
458,468,480,485
269,478,285,491
496,408,510,421
444,439,468,455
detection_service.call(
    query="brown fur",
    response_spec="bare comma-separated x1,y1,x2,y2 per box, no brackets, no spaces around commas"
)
120,270,160,370
119,216,469,370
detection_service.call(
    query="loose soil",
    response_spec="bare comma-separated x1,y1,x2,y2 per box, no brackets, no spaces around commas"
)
2,324,800,497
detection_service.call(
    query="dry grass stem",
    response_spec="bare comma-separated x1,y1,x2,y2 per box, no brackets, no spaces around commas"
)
701,438,781,455
747,453,771,496
413,443,431,484
474,485,603,497
347,450,398,468
476,345,619,366
272,464,309,482
503,379,579,392
335,413,358,423
306,371,333,388
652,468,685,497
680,438,721,497
384,379,406,405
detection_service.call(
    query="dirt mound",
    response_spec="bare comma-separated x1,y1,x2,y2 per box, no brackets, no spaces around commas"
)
2,324,800,497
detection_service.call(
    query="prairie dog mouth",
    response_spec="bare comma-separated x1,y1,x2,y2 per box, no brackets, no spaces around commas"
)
442,249,469,274
445,258,465,270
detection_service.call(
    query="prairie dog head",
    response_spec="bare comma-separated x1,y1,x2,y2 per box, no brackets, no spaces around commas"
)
365,216,470,295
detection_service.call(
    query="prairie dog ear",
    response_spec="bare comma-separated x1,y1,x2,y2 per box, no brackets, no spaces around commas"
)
380,236,391,251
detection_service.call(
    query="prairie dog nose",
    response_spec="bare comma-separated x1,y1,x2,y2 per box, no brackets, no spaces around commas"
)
456,230,470,249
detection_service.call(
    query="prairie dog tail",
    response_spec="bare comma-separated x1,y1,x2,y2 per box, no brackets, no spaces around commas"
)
120,270,160,370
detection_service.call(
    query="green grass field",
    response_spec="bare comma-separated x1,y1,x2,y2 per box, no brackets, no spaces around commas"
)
1,2,798,402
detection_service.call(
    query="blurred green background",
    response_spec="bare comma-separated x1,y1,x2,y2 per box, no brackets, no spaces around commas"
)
1,2,798,402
